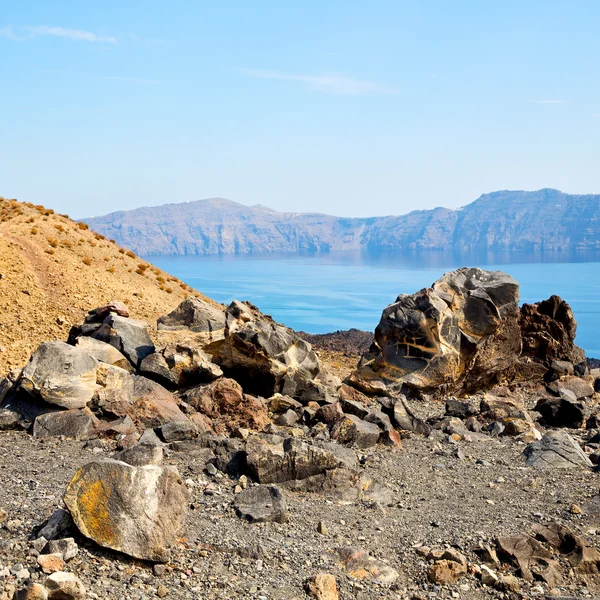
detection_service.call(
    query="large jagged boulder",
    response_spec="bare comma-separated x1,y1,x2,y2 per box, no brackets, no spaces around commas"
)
205,301,336,402
19,342,99,409
91,314,155,369
64,458,189,562
157,297,226,334
520,295,586,368
140,342,222,389
350,268,522,397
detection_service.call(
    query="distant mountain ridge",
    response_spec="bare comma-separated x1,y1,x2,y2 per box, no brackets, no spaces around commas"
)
84,189,600,256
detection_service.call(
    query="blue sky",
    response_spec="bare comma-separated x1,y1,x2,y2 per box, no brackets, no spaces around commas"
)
1,1,599,218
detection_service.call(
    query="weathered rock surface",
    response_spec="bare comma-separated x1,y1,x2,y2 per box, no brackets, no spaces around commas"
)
520,295,585,368
246,437,343,484
350,268,522,396
64,458,189,562
140,343,222,389
45,572,86,599
304,573,339,600
233,484,288,523
157,297,226,333
181,378,268,434
113,443,164,466
330,415,381,449
129,376,189,429
524,431,593,469
19,342,98,409
74,336,133,372
205,301,334,402
91,314,155,368
33,409,96,439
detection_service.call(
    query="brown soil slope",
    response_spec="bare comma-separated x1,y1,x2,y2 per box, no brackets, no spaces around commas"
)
0,197,217,375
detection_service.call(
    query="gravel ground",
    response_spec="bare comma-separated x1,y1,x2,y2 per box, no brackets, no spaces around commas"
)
1,417,600,600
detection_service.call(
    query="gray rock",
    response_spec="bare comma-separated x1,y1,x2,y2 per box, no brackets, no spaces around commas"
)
445,398,478,418
246,437,344,484
392,397,431,436
92,314,155,368
364,411,394,431
205,301,329,402
157,297,226,333
0,406,21,430
33,409,96,439
330,414,381,448
140,343,222,389
233,485,288,523
64,458,189,562
113,443,164,466
339,398,369,419
20,342,98,409
37,509,73,541
549,360,574,380
480,396,528,420
75,336,133,372
45,572,86,599
138,428,165,447
547,376,595,400
274,409,300,427
93,363,135,416
158,420,197,443
45,538,79,561
524,431,593,469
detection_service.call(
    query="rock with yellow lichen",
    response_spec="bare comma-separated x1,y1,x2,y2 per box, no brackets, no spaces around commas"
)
64,458,189,562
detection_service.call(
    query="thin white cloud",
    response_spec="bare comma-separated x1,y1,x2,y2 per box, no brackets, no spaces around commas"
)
241,68,400,95
0,25,117,44
529,99,565,105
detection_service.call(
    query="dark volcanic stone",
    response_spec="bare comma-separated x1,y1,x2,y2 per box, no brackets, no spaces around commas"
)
233,485,288,524
535,397,584,429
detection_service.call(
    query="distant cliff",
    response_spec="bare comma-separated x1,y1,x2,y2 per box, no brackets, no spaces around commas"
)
84,189,600,256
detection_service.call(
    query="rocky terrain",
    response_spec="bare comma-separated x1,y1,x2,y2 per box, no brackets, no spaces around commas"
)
1,265,600,600
84,189,600,255
0,197,217,375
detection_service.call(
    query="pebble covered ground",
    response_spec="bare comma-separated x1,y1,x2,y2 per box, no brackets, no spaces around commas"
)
1,418,599,600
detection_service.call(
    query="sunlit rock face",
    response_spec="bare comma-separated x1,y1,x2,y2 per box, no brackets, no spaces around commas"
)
350,268,522,397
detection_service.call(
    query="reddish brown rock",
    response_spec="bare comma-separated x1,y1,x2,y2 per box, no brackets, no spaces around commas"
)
182,378,269,434
37,553,65,574
130,376,189,429
427,559,467,584
85,300,130,322
520,295,585,369
305,573,339,600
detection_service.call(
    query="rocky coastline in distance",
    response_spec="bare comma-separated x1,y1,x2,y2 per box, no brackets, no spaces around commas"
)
84,189,600,256
1,265,600,599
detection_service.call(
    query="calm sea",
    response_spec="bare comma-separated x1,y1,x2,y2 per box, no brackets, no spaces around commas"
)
147,251,600,359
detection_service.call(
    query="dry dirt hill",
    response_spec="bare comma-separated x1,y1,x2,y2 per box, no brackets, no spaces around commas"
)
0,197,218,376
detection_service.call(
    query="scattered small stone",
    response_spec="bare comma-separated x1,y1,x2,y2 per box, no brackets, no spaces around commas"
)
305,573,339,600
45,572,86,600
37,553,65,574
317,521,329,536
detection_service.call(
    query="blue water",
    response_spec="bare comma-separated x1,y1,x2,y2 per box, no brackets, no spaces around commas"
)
147,251,600,358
